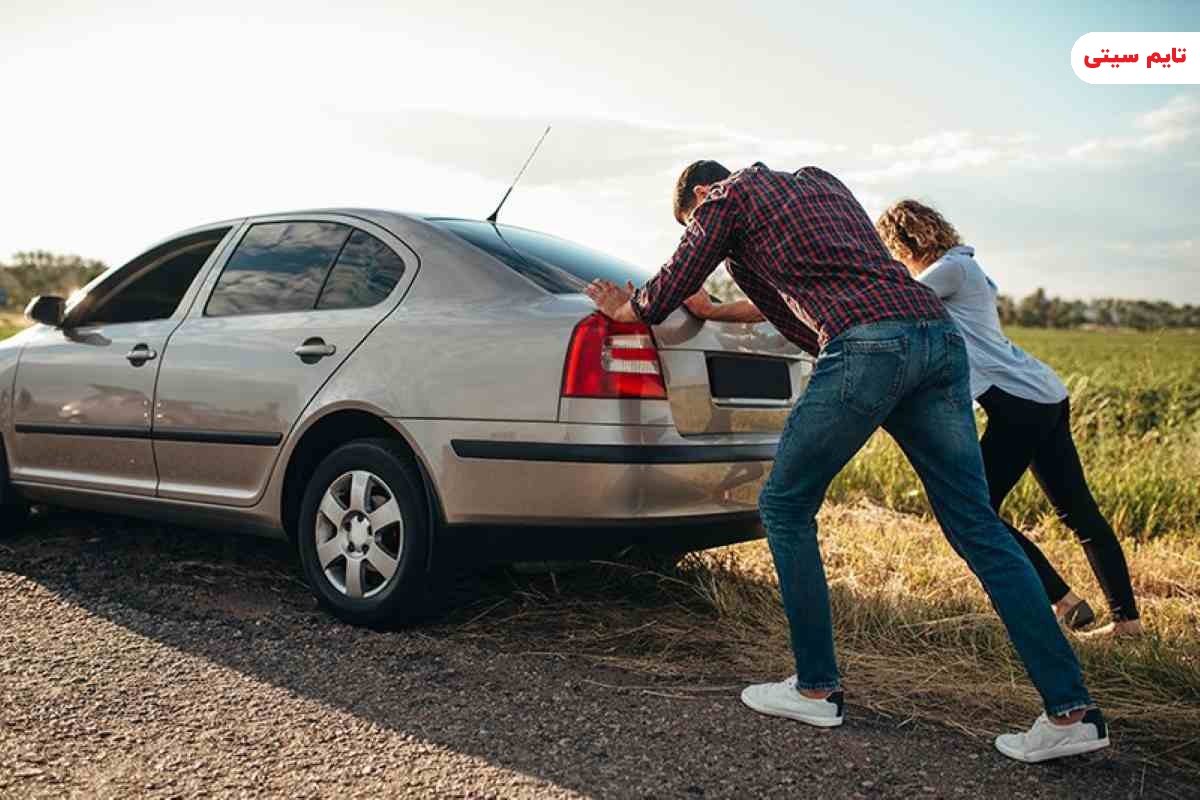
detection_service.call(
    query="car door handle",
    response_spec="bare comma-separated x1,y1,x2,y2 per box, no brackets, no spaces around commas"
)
126,344,158,365
294,339,337,360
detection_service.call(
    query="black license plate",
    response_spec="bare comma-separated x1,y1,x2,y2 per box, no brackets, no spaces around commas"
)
706,355,792,401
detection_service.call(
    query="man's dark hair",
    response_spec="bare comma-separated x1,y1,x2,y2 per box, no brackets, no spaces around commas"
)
673,160,731,224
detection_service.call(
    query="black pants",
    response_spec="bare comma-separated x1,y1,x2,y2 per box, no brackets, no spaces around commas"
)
977,386,1139,621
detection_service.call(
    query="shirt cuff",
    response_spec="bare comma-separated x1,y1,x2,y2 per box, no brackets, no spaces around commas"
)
628,290,649,324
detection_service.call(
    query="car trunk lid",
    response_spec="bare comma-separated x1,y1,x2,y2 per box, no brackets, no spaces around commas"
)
651,308,813,435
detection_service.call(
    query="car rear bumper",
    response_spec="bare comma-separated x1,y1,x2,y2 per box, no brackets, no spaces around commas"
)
391,419,778,527
439,511,765,564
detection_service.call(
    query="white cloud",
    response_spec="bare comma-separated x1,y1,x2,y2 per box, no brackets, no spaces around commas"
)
870,131,973,159
1068,95,1198,162
838,95,1199,182
843,131,1042,184
1102,239,1195,260
980,240,1199,303
1136,95,1200,132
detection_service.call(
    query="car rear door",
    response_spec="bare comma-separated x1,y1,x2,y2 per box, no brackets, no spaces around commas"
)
151,214,418,506
9,227,235,495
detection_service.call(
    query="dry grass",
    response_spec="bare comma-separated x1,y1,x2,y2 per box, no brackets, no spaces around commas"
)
453,501,1200,774
680,502,1200,771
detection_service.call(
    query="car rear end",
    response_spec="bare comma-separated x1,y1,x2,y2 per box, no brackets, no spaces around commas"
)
552,295,811,513
393,218,812,551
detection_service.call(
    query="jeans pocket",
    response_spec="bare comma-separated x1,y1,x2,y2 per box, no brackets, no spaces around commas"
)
943,330,972,408
840,337,907,417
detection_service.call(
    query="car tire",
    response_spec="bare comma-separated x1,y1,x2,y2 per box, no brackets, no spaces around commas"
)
296,438,432,628
0,502,30,536
0,448,30,537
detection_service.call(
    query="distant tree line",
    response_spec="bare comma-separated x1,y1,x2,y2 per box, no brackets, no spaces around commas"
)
706,269,1198,330
995,288,1200,330
0,252,108,310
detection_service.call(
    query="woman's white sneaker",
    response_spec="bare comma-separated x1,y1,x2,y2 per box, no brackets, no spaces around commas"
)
740,677,844,727
994,709,1110,763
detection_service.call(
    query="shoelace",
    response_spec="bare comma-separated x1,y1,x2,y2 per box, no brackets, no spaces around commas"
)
1028,713,1084,747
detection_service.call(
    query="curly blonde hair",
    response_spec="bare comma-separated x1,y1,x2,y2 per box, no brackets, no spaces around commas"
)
875,200,962,267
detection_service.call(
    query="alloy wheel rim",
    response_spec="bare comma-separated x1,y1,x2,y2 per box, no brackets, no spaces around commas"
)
314,470,405,600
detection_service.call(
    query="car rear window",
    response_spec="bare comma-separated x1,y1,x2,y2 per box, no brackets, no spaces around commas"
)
318,229,406,310
430,218,656,294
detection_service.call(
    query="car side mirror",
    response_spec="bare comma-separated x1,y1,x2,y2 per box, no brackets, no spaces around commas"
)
25,295,66,327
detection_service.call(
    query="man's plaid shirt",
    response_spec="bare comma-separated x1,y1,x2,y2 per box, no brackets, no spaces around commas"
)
630,163,947,355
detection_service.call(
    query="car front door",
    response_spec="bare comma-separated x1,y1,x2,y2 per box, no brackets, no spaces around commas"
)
9,226,237,495
152,215,417,506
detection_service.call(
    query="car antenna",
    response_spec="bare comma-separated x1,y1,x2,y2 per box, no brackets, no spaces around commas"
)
486,124,551,224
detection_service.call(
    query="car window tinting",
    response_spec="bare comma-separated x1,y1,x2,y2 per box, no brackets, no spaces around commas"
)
206,222,351,316
86,240,221,325
317,230,406,310
430,219,656,294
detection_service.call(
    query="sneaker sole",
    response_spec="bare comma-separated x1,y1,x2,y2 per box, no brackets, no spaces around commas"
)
739,688,844,728
994,736,1110,763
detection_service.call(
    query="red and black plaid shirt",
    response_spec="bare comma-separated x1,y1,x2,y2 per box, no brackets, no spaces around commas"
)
630,164,946,356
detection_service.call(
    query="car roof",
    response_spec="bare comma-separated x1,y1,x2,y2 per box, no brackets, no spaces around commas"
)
249,207,444,225
187,209,566,239
235,208,495,240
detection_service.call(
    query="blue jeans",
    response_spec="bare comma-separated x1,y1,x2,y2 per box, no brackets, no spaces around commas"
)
758,319,1092,716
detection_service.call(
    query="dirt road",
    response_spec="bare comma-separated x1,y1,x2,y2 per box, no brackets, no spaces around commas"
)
0,512,1190,798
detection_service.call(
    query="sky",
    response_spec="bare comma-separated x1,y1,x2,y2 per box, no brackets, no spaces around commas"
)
1,0,1197,303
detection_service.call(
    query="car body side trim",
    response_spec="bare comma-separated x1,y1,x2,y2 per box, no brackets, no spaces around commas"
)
14,423,147,439
152,429,285,446
450,439,777,464
15,423,282,447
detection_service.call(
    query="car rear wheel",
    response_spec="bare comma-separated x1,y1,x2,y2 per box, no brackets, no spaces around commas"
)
0,502,30,536
296,439,431,627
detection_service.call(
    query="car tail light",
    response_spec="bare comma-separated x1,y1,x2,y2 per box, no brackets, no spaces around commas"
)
561,313,667,399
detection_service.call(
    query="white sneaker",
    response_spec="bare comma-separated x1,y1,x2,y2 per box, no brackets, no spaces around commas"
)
995,709,1110,763
740,676,844,727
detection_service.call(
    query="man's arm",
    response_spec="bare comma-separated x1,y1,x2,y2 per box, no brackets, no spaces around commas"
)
684,291,767,323
726,260,821,355
585,284,767,324
586,184,742,324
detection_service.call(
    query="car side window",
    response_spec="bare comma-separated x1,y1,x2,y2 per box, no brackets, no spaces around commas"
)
316,230,406,310
206,222,351,317
84,235,226,326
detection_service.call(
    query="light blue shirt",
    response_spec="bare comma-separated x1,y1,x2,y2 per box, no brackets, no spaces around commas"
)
917,246,1067,403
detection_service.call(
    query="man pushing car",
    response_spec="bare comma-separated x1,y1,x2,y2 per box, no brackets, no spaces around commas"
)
585,160,1108,763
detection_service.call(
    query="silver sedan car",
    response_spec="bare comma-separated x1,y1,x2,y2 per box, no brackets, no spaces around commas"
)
0,210,810,625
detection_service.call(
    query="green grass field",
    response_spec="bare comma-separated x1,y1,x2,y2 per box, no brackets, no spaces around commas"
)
830,327,1200,540
0,315,20,341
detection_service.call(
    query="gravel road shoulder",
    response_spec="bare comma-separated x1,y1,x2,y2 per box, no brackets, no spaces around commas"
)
0,513,1192,799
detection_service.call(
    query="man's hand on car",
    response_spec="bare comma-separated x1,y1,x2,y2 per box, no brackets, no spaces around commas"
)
586,280,638,322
